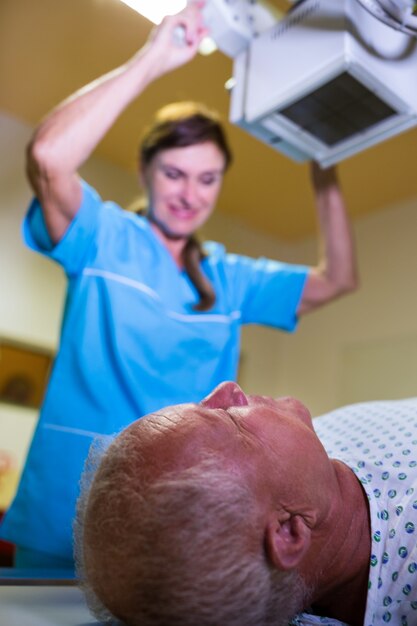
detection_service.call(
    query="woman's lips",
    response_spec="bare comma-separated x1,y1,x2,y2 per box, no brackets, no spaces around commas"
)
168,204,199,220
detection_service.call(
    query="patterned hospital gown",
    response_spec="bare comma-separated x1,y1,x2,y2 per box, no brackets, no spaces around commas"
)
290,398,417,626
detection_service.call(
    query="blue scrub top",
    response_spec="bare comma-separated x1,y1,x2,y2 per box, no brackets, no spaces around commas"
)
1,181,308,559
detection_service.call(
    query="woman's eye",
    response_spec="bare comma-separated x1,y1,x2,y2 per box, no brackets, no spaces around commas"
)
200,174,220,186
164,169,181,180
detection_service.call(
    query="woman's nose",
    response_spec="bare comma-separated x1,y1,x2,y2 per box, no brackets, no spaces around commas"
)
180,179,198,206
201,381,248,409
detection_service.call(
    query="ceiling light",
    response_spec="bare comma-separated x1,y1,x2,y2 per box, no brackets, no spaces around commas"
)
119,0,186,24
198,36,217,55
119,0,217,54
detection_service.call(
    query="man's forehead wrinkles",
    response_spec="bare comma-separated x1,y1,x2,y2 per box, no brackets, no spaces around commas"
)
146,410,184,433
146,405,257,451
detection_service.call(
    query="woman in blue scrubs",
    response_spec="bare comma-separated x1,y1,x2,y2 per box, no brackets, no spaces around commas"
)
0,2,357,570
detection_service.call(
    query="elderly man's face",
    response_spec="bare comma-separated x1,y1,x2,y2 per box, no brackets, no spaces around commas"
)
197,381,316,453
145,381,318,466
192,382,332,529
143,382,323,493
198,382,322,483
201,381,313,427
130,380,330,522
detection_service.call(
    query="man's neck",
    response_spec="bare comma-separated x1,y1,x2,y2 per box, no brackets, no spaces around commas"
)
305,460,371,625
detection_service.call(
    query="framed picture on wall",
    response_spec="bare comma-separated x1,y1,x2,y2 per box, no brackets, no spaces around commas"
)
0,338,53,409
0,403,38,514
0,339,53,528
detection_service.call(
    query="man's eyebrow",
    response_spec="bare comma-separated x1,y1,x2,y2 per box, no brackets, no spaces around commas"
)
215,406,256,443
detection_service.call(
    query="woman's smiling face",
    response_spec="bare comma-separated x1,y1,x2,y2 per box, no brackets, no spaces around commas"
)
143,141,226,240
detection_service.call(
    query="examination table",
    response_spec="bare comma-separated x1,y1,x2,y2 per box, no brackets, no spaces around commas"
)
0,568,98,625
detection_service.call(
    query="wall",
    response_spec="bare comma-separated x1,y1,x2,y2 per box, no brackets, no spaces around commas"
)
206,192,417,416
276,195,417,415
1,111,417,428
0,403,37,509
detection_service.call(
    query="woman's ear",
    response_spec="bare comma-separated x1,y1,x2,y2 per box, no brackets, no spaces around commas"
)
265,513,311,571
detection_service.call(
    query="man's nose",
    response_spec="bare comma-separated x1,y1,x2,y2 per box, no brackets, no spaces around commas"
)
201,381,248,409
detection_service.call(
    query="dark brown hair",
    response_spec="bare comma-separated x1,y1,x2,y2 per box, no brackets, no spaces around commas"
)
138,102,233,311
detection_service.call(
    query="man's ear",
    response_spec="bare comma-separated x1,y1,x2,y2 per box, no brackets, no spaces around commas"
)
265,513,311,570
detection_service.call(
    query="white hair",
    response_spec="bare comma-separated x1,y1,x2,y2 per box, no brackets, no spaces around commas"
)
74,427,310,626
74,434,119,623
